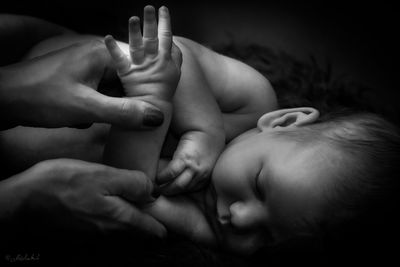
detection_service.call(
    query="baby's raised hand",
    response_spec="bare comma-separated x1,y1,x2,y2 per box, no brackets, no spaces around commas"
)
104,6,182,102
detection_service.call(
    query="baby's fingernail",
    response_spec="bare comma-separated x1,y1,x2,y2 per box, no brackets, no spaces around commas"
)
143,108,164,127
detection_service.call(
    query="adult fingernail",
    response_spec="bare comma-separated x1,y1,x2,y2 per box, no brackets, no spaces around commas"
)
151,184,161,198
143,108,164,127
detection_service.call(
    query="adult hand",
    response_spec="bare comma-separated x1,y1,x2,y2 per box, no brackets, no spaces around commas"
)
0,159,166,238
0,39,164,130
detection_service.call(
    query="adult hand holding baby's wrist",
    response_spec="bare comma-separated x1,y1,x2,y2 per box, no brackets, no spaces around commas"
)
0,39,166,130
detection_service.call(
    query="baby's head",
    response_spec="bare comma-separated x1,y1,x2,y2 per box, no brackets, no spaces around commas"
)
211,107,400,254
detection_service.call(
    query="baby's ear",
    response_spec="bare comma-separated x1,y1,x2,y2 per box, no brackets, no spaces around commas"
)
257,107,319,131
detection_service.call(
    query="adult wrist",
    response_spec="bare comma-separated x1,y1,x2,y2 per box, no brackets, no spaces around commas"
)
0,173,29,223
0,66,19,130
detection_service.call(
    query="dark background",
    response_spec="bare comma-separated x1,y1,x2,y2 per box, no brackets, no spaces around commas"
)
2,0,398,93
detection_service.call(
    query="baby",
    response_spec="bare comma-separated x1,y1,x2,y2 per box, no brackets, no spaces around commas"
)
1,5,399,256
101,5,400,255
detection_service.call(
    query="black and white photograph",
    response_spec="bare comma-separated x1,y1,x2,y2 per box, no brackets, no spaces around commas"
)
1,0,399,266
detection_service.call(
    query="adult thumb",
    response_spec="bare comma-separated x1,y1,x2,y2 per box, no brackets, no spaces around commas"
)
88,91,164,129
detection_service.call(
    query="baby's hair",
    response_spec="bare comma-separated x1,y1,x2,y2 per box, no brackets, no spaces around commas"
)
270,109,400,262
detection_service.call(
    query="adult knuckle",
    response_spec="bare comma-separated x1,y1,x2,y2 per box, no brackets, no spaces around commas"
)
118,99,143,126
132,171,153,195
118,99,131,122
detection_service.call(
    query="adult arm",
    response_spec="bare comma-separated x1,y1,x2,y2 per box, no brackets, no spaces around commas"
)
0,14,74,66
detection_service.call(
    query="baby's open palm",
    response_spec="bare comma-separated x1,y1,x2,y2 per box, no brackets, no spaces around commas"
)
104,6,182,101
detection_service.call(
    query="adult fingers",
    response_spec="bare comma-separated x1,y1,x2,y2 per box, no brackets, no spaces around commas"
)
106,196,167,238
104,35,131,74
157,158,185,184
105,168,156,203
143,5,158,55
129,16,144,64
158,6,172,52
87,90,164,129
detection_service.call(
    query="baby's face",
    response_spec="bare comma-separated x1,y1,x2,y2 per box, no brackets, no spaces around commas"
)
210,127,333,254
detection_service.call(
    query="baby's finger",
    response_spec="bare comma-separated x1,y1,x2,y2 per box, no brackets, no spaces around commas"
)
157,158,185,184
129,16,144,64
162,169,194,196
104,35,131,74
158,6,172,52
143,5,158,55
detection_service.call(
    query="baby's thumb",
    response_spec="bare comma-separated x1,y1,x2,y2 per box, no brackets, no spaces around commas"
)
88,91,164,129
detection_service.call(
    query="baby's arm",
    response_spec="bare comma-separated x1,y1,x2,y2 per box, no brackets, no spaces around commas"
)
156,38,226,195
157,38,277,195
174,37,278,142
103,6,181,181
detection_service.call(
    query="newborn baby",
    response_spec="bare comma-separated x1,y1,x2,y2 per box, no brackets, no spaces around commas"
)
100,6,400,255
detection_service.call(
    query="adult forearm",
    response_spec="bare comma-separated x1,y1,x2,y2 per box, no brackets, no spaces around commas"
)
0,14,74,65
0,172,27,223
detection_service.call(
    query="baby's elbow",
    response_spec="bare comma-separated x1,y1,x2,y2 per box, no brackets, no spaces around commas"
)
246,76,278,116
261,77,278,112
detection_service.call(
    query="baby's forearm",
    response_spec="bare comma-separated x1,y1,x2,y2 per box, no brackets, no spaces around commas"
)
172,38,225,140
103,97,172,181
